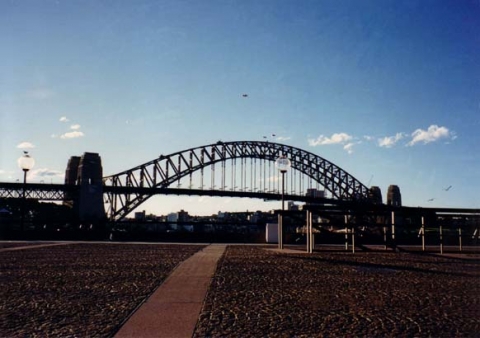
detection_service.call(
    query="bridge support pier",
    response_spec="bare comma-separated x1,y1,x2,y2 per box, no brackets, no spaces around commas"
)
65,153,106,223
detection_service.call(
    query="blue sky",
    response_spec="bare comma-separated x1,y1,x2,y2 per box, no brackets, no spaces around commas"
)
1,0,479,215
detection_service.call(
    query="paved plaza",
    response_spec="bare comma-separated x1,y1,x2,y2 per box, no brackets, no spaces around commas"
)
1,242,479,337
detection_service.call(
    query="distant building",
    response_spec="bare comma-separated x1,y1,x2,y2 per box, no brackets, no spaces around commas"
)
387,185,402,207
135,211,146,221
306,188,325,199
305,188,325,207
287,201,300,211
167,209,189,222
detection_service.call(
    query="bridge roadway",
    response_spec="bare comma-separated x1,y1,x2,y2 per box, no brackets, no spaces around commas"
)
0,181,337,204
1,182,479,219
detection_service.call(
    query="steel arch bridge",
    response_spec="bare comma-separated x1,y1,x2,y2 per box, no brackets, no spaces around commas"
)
103,141,371,221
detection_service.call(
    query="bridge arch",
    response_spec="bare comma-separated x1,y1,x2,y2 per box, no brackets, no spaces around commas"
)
103,141,370,220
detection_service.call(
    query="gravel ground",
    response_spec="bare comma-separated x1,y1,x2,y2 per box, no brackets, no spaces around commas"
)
0,243,204,337
194,246,480,338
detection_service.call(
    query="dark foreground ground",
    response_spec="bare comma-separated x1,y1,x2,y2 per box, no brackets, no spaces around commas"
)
1,243,479,337
194,246,480,337
0,243,204,337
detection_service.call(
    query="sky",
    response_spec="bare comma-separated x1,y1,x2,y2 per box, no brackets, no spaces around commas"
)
1,0,479,216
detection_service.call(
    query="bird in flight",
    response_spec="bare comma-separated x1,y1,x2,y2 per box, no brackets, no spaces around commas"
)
242,94,248,97
443,185,452,191
427,198,435,202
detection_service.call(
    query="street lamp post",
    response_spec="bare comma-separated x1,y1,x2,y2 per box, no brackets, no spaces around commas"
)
275,155,291,250
17,152,35,233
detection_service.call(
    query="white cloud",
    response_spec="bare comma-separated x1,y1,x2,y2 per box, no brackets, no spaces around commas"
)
17,142,35,149
277,136,291,142
343,143,355,154
70,124,81,130
378,133,405,148
308,133,353,146
408,125,451,146
59,116,69,122
363,135,374,141
60,131,84,139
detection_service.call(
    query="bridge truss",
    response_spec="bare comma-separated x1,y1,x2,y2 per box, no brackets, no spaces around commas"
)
103,141,371,221
0,183,74,201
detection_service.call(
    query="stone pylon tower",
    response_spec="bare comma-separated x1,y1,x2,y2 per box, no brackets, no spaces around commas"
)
368,186,383,204
387,185,402,207
64,153,105,222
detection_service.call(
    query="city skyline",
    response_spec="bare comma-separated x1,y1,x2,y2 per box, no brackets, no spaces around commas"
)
1,0,479,215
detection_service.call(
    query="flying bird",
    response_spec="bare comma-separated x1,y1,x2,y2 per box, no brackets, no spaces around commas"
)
427,198,435,202
272,134,276,137
443,185,452,191
242,94,248,97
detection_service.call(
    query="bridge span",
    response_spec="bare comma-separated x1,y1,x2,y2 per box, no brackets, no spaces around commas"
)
1,141,478,227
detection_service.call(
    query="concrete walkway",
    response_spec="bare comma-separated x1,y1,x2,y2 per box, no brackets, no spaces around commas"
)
115,244,226,338
0,242,73,253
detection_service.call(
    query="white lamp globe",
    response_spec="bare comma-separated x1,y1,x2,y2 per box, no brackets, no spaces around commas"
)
275,155,291,173
18,153,35,171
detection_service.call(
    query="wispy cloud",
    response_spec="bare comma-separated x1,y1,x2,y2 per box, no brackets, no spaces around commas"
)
0,170,15,179
308,133,353,146
28,88,55,100
70,124,81,130
378,133,405,148
30,168,64,181
276,136,291,142
60,131,84,139
17,142,35,149
407,125,452,146
343,143,355,154
59,116,69,122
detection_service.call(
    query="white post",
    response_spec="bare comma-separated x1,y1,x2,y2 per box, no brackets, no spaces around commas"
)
306,210,310,253
439,223,443,255
309,211,314,253
421,216,425,251
391,211,396,250
459,226,462,252
351,225,355,254
344,215,349,251
383,225,387,250
278,213,283,250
